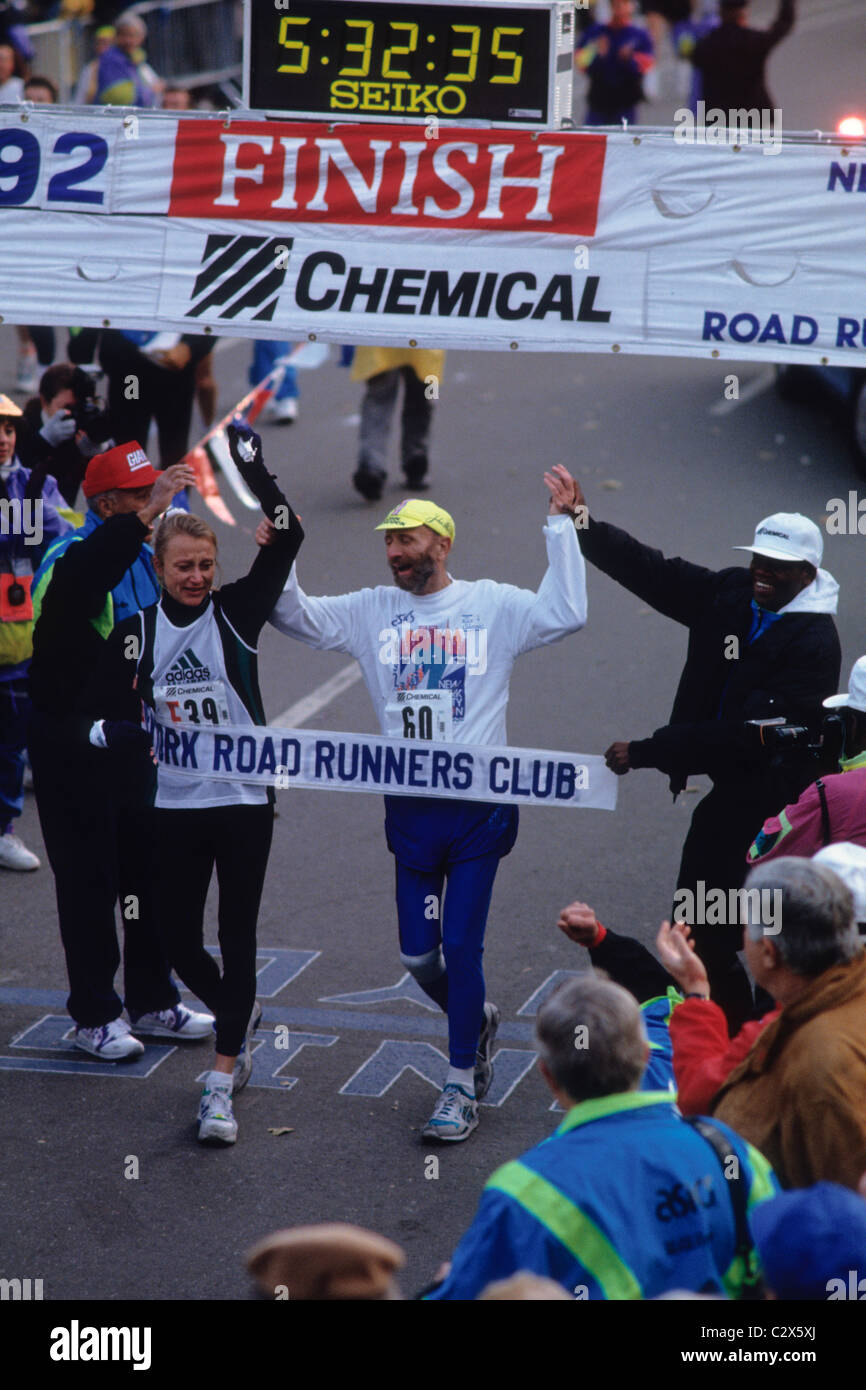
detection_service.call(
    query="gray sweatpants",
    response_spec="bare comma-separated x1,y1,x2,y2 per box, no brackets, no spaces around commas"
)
358,367,432,473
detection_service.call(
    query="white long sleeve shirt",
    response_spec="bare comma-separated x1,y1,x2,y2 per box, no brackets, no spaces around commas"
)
269,514,587,747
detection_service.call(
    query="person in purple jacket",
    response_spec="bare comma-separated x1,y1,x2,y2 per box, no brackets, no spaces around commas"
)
748,657,866,869
0,394,71,871
93,12,161,108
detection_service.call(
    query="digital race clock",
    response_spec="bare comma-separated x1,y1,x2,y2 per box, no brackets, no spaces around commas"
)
244,0,575,128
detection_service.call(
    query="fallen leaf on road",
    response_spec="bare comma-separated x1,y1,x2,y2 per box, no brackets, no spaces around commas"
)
267,1127,294,1136
601,479,622,489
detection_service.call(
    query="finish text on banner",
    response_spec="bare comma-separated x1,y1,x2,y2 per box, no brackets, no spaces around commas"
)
2,109,866,364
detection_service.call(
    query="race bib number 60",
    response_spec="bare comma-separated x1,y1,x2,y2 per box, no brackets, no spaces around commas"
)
385,689,453,741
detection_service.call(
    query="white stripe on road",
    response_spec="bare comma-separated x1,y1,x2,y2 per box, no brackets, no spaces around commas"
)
708,368,776,417
272,662,362,728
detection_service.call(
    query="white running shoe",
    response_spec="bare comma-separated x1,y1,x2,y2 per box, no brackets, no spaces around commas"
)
422,1083,479,1143
474,1002,500,1102
73,1019,146,1061
0,831,40,871
129,1003,215,1039
232,1000,262,1092
262,396,298,424
198,1082,238,1144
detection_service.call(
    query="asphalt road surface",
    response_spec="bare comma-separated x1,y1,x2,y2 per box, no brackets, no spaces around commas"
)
1,0,864,1308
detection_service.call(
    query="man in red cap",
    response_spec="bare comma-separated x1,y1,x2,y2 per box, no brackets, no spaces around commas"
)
27,443,215,1060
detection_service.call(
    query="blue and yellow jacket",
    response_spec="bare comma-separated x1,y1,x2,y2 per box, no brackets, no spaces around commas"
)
33,507,159,637
426,1091,778,1301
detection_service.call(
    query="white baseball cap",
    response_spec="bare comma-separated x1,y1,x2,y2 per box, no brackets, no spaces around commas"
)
823,656,866,713
733,513,823,568
813,842,866,922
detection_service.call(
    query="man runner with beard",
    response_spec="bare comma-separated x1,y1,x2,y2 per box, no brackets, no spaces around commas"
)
266,466,587,1142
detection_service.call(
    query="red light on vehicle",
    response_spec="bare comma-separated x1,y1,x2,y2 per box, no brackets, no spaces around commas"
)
837,115,866,137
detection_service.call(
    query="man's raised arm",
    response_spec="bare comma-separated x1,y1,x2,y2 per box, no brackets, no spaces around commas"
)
268,562,365,656
510,465,588,655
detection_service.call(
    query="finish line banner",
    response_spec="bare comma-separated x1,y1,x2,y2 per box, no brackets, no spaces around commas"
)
0,108,864,366
149,719,618,810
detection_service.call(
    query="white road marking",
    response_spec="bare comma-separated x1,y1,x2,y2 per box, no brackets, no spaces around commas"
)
708,367,776,417
272,662,362,728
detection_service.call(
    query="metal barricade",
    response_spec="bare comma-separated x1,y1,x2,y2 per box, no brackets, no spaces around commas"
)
25,19,89,103
127,0,243,88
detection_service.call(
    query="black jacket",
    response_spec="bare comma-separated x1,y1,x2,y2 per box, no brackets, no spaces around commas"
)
17,397,88,510
29,513,151,722
578,516,841,796
691,1,795,112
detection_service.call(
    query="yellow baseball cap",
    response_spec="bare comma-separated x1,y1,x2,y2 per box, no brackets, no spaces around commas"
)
0,394,23,418
375,498,455,540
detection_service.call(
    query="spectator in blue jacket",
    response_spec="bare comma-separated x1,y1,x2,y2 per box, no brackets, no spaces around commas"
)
576,0,655,125
425,973,778,1300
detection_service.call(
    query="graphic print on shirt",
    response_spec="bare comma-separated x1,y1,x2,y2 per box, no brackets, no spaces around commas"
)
381,612,487,741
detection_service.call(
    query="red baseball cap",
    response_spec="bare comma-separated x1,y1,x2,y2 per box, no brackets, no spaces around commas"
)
83,441,161,498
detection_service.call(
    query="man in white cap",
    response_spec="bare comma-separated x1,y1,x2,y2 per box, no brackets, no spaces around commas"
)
748,656,866,870
571,482,840,1031
267,469,587,1142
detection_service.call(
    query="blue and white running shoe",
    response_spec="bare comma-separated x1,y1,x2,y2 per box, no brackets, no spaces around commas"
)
422,1083,479,1143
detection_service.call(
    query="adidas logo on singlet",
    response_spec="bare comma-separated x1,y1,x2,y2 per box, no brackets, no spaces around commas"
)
164,647,212,685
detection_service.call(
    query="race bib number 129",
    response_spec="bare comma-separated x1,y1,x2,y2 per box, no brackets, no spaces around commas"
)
154,680,230,728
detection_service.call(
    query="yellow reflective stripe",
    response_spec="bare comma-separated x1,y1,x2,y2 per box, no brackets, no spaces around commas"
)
722,1143,777,1298
744,1145,777,1208
486,1161,642,1300
32,539,113,637
556,1089,672,1135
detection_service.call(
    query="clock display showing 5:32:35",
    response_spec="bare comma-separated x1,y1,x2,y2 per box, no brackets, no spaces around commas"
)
248,2,551,123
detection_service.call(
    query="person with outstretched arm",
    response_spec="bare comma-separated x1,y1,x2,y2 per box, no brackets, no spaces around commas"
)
572,481,840,1033
265,468,588,1143
99,424,303,1145
28,448,214,1059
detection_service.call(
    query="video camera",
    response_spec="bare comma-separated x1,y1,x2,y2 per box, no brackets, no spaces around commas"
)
68,368,113,443
753,713,846,776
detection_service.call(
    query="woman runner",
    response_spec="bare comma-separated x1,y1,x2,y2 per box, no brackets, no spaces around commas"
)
98,423,303,1143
